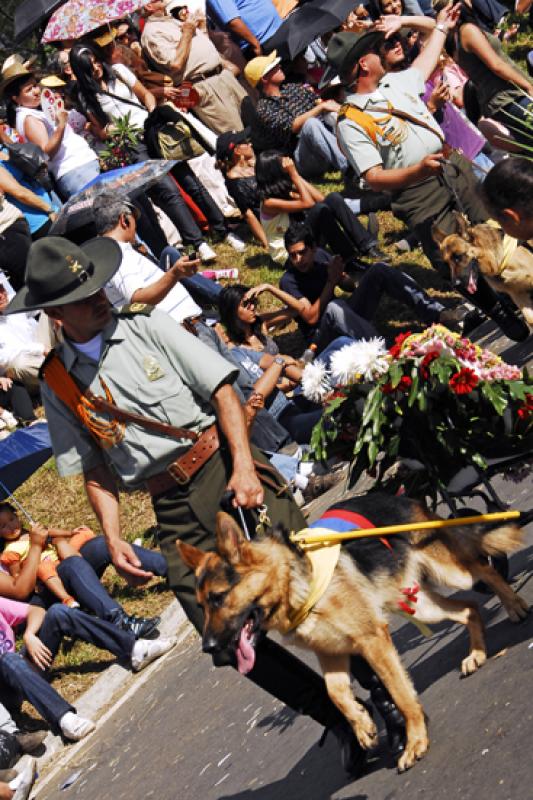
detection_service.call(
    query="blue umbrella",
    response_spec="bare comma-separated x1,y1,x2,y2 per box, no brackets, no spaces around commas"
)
0,422,52,523
50,159,177,235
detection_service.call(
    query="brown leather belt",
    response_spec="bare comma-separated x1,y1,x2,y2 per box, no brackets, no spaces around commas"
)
145,424,219,497
189,65,223,84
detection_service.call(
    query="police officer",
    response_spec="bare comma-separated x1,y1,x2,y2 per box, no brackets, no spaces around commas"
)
328,7,529,342
6,236,404,775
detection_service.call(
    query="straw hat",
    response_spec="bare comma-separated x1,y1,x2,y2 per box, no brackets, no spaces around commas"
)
0,61,33,97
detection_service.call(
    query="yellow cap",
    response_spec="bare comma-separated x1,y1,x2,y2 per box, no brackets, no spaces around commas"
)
93,27,118,47
243,51,281,88
39,75,67,88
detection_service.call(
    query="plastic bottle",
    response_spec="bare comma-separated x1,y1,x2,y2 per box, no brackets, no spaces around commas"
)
200,268,239,281
301,343,317,365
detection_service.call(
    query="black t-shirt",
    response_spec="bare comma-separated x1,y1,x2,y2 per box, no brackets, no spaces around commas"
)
279,249,331,339
225,175,260,218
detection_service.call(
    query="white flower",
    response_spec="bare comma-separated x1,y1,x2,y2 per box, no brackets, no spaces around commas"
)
330,338,389,384
302,360,332,403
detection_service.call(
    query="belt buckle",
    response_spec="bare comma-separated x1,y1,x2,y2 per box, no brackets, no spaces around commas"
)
167,460,190,485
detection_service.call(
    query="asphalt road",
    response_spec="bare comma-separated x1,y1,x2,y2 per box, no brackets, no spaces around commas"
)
34,325,533,800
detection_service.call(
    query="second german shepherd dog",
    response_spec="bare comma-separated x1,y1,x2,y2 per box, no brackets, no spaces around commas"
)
177,493,529,773
433,212,533,328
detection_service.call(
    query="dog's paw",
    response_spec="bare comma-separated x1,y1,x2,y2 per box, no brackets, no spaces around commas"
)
506,594,530,623
355,715,379,750
461,649,487,676
397,735,429,773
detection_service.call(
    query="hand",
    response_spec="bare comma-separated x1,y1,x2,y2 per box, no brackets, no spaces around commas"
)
252,41,262,57
417,152,445,180
29,523,48,550
244,284,271,302
435,2,461,33
319,99,341,114
428,81,450,112
56,110,69,127
24,632,53,671
164,86,189,102
48,210,58,222
374,15,403,39
227,467,264,510
281,156,297,175
0,377,12,391
327,254,345,285
171,255,200,279
181,20,196,37
109,539,154,583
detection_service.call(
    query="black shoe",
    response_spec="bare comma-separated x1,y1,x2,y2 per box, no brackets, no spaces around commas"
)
15,730,47,754
113,610,161,639
368,682,406,758
462,308,486,338
489,302,530,342
363,244,390,262
324,716,368,777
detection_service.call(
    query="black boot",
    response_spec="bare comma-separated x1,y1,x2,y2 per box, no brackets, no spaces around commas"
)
351,656,406,758
487,301,530,342
111,610,161,639
246,636,367,777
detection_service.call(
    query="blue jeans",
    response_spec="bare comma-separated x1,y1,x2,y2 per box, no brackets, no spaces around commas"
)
159,246,223,307
294,117,348,178
36,605,135,665
55,160,100,200
55,537,167,621
0,652,73,731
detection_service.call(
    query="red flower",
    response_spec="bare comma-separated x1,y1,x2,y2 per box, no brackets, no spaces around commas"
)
517,393,533,419
419,351,440,380
389,330,412,359
449,368,479,394
381,383,395,395
381,376,412,394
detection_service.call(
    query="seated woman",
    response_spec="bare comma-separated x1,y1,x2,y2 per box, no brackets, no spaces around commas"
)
0,377,36,430
255,151,385,265
218,284,349,444
450,0,533,151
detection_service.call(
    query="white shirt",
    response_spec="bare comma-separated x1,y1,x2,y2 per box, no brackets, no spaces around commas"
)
16,107,98,180
97,64,149,129
0,313,45,371
105,241,202,323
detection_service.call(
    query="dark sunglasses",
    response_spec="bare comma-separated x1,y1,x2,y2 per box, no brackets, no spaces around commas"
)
240,297,257,309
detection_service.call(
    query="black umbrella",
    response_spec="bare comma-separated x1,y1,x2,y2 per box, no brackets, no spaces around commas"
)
14,0,66,43
264,0,360,61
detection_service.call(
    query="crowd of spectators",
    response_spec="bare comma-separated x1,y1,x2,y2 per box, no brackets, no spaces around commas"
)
0,0,532,793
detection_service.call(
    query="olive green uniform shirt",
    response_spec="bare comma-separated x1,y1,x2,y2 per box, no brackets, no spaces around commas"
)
41,309,238,488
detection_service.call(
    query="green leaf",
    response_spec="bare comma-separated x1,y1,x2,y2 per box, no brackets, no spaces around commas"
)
407,372,419,408
481,382,508,416
388,362,402,388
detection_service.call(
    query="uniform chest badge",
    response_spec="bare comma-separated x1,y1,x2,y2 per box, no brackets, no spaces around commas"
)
143,356,165,381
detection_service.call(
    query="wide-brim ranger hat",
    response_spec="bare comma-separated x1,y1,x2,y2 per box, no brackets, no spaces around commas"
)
244,50,282,88
0,62,34,97
326,30,385,80
6,237,122,315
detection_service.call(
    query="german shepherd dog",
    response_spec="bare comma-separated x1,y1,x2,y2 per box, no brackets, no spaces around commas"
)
433,213,533,328
177,493,529,773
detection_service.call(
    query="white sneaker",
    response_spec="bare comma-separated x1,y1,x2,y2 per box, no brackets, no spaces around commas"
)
10,757,37,800
131,636,177,673
225,232,246,252
198,242,217,263
59,712,96,742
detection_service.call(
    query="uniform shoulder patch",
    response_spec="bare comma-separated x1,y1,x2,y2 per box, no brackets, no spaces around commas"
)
118,303,155,316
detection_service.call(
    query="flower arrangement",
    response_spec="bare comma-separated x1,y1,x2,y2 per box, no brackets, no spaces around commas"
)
99,114,141,172
305,325,532,491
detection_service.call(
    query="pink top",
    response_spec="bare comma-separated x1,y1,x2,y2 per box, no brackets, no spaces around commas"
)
0,597,29,655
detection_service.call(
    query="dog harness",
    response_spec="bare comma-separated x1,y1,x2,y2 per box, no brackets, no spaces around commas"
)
486,219,519,273
285,510,374,631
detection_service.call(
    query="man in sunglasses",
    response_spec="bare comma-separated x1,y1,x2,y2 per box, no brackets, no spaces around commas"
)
328,5,529,342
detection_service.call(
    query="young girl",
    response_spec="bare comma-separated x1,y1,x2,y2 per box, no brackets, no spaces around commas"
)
0,503,95,608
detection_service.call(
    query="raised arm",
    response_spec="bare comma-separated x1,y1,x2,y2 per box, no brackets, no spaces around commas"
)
24,112,68,159
411,3,461,82
168,19,196,76
0,525,47,600
129,256,200,305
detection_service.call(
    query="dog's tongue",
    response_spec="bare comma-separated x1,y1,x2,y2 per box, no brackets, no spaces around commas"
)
236,624,256,675
467,269,477,295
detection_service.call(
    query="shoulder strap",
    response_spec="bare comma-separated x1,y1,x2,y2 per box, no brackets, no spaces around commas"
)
371,105,445,144
41,352,199,449
338,103,392,145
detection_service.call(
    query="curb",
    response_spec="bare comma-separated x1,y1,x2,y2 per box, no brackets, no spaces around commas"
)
33,598,192,796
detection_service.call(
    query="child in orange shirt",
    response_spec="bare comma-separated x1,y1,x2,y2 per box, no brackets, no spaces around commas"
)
0,502,95,607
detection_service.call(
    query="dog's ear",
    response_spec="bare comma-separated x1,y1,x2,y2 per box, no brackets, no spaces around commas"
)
431,222,448,245
452,211,471,239
215,511,247,565
176,539,207,572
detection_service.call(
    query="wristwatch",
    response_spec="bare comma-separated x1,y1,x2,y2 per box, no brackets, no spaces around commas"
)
274,356,285,368
435,22,449,34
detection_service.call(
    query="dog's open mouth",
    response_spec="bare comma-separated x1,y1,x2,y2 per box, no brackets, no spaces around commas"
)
466,260,479,295
235,609,262,675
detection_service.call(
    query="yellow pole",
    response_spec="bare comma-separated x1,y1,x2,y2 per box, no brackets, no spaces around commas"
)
291,510,521,547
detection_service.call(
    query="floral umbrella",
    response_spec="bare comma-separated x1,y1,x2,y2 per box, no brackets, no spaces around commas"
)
42,0,149,44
